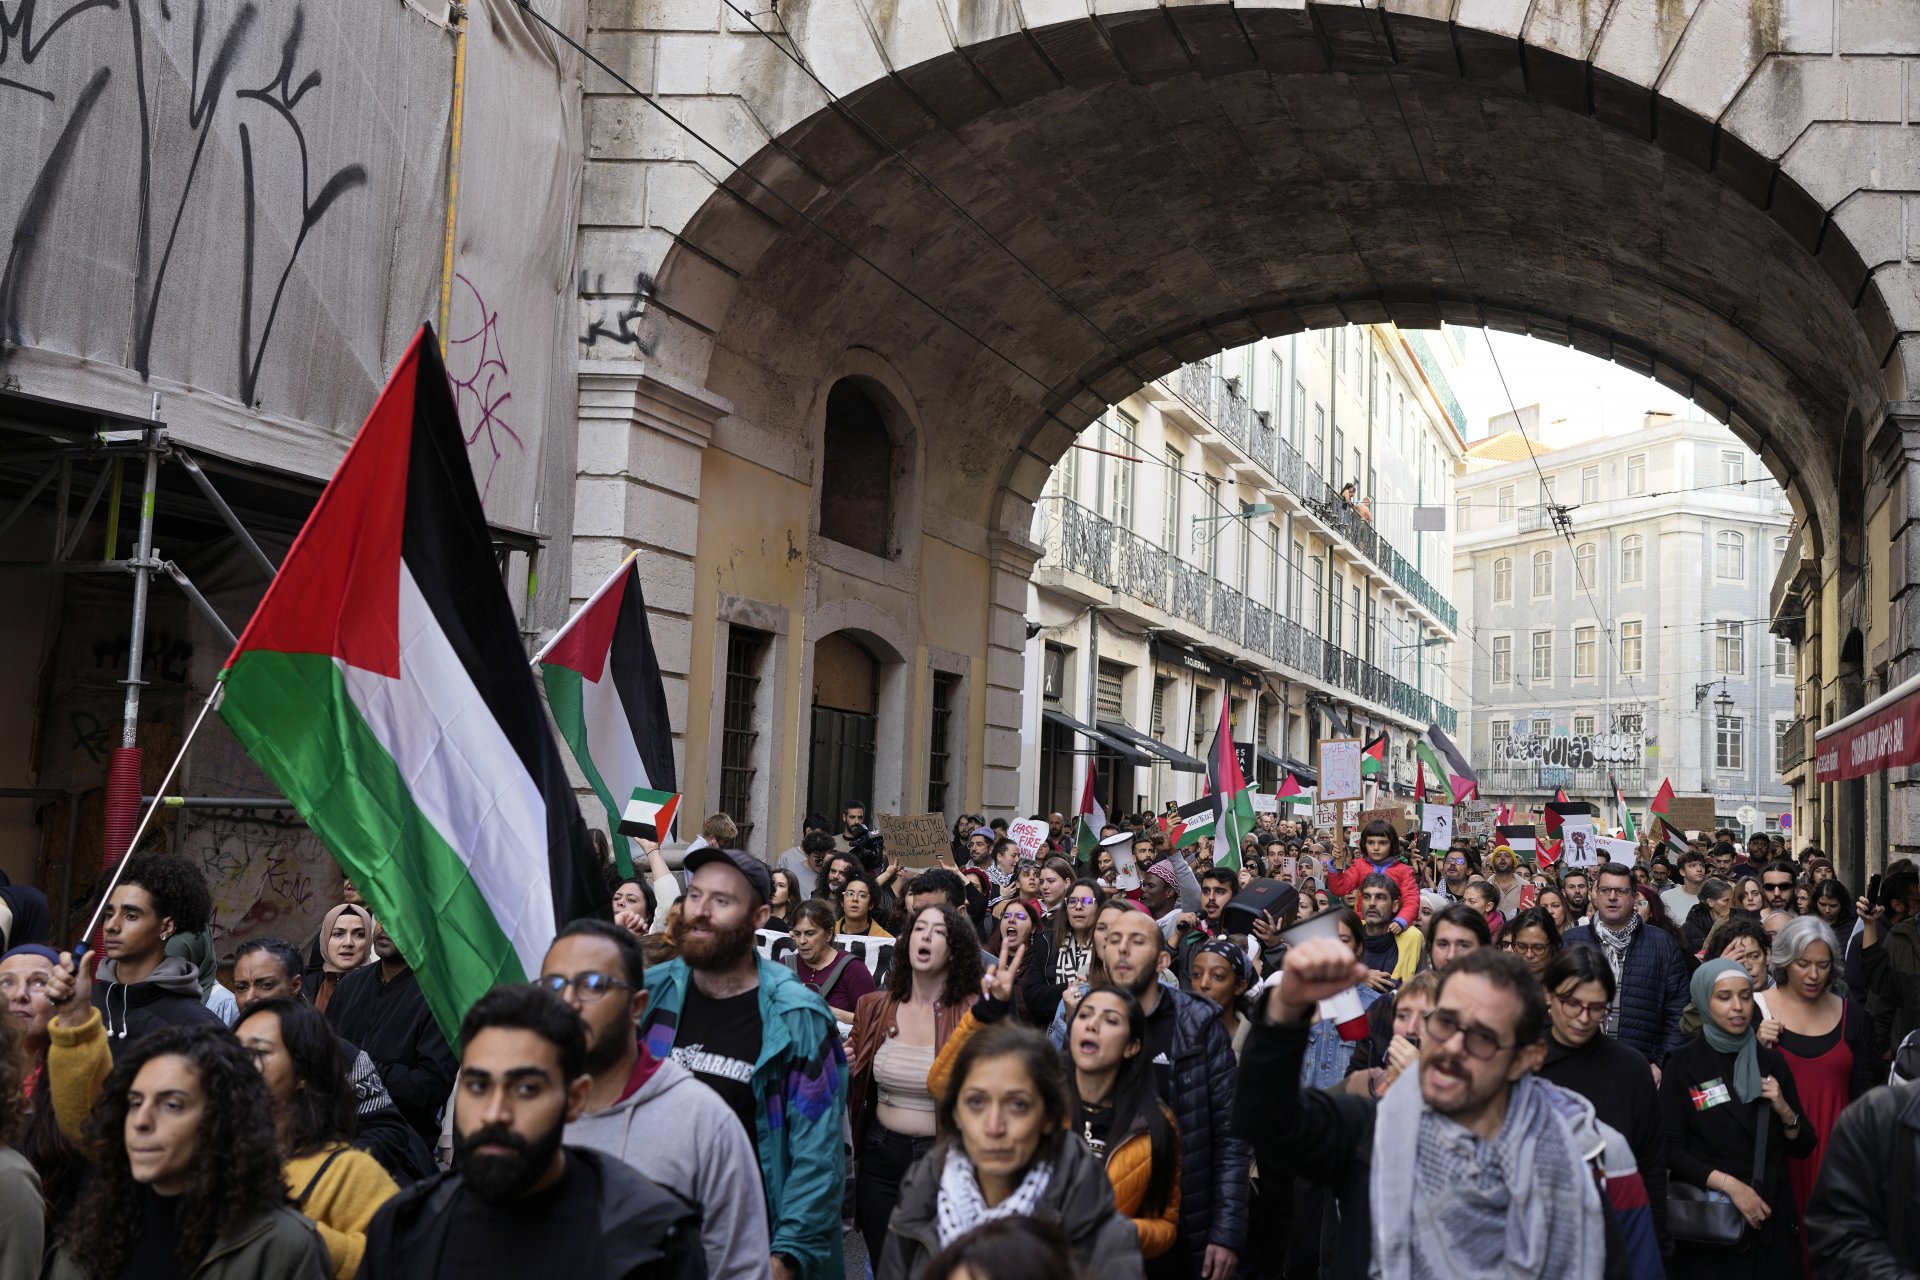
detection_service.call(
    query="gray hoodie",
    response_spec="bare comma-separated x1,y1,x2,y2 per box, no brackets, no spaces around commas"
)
566,1053,770,1280
91,954,224,1056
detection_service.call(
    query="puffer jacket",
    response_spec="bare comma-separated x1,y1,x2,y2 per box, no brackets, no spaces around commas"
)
1106,1103,1182,1260
1562,921,1690,1064
876,1134,1143,1280
1806,1080,1920,1276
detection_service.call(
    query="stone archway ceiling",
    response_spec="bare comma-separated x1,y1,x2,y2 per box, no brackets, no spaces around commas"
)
668,6,1893,562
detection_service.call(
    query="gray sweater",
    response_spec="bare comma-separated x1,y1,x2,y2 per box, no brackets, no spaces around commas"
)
0,1147,40,1280
566,1054,770,1280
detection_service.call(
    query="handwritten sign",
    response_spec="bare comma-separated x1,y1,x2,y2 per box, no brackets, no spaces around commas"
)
1422,805,1454,848
1318,738,1364,802
757,928,895,986
1314,802,1339,831
876,812,951,869
1665,796,1717,836
1008,818,1049,859
1250,791,1280,814
1594,836,1636,865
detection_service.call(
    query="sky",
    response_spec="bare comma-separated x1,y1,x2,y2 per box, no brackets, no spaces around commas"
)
1446,328,1699,443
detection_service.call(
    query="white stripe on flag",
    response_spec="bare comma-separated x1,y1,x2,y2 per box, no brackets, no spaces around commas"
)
581,655,655,814
342,566,556,979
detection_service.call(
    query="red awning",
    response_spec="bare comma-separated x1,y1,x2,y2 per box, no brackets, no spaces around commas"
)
1815,672,1920,782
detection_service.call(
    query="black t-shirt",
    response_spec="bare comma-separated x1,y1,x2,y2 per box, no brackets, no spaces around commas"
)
670,983,763,1149
439,1154,600,1278
116,1187,186,1280
1077,1098,1114,1160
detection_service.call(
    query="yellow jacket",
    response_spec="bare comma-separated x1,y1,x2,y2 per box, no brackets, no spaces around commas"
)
1106,1109,1182,1259
284,1144,399,1280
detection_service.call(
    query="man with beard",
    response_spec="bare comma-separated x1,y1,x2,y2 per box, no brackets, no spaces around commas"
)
1559,868,1592,926
1440,845,1476,901
1357,874,1422,983
325,919,457,1144
359,985,703,1279
1487,842,1527,917
1095,904,1248,1280
545,919,767,1280
1234,941,1660,1278
639,846,848,1280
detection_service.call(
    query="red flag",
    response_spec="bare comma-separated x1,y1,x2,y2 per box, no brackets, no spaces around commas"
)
1650,778,1675,815
1538,836,1564,864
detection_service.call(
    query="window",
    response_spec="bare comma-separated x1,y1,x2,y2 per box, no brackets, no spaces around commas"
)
1497,486,1516,521
1532,630,1553,680
1575,626,1596,678
1151,677,1171,738
1270,354,1285,426
1203,476,1222,576
1774,636,1792,678
1310,556,1324,637
1716,715,1744,771
719,627,771,846
1267,523,1282,607
1056,431,1077,501
1574,542,1596,590
1163,448,1183,553
1715,622,1745,675
1775,717,1793,765
1617,713,1643,738
1456,496,1470,532
1620,535,1644,584
1350,585,1363,654
1620,620,1643,674
1330,570,1345,645
1540,475,1557,505
1715,530,1745,580
1238,519,1252,593
1573,715,1595,737
1292,382,1306,448
1042,644,1067,704
1332,429,1346,490
1721,451,1745,486
1493,557,1513,603
1107,410,1137,529
819,380,896,557
1581,466,1600,504
1095,661,1126,720
1491,720,1510,749
1313,406,1326,469
1532,717,1552,739
1492,635,1512,683
1627,453,1647,495
1292,539,1305,616
1532,549,1554,597
927,671,957,814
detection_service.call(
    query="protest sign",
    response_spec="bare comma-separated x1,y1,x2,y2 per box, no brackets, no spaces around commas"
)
1250,791,1280,815
1458,800,1496,840
876,812,950,868
1561,816,1598,868
1594,836,1636,865
1008,818,1049,859
1343,800,1361,826
1318,739,1364,802
1422,805,1454,848
1666,796,1717,836
1358,804,1408,833
1314,802,1340,831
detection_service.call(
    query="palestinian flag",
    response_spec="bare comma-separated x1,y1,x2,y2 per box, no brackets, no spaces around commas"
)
1655,815,1689,857
1168,794,1215,850
536,555,679,878
219,327,608,1045
1414,723,1478,802
1075,763,1106,863
1276,773,1313,806
1650,777,1675,816
1542,786,1571,835
1205,700,1257,871
1359,733,1387,778
1611,773,1638,842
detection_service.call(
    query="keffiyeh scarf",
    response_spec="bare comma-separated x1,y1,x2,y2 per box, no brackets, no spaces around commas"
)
1371,1068,1604,1280
935,1148,1054,1248
1591,913,1639,1037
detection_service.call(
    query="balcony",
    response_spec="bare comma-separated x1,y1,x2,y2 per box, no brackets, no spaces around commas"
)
1155,360,1458,633
1477,765,1647,796
1779,716,1809,774
1034,495,1456,730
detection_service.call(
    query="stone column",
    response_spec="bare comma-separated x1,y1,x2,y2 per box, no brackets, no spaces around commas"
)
573,361,732,784
985,532,1042,819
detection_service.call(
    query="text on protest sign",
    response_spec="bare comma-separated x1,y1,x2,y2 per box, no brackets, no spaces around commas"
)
876,812,951,868
1008,818,1049,858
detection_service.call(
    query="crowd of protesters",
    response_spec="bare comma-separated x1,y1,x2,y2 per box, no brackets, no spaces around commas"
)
4,804,1920,1279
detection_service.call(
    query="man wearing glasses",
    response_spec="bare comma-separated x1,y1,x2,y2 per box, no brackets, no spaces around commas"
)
1234,938,1662,1277
544,917,769,1280
1564,863,1691,1069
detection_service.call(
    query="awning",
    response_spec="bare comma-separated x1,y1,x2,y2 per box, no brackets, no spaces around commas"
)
1284,759,1320,786
1815,670,1920,781
1258,749,1287,771
1097,719,1207,773
1041,709,1154,766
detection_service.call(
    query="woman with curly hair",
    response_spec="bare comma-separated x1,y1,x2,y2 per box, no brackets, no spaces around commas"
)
92,854,226,1054
847,903,984,1265
233,997,399,1280
0,1006,44,1277
45,1022,329,1279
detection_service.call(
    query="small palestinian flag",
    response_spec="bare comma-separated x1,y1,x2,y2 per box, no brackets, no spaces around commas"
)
1075,764,1107,863
1169,794,1216,850
1611,773,1638,842
1360,733,1387,778
1276,773,1313,806
1656,816,1689,857
619,787,680,843
1205,700,1258,872
1650,777,1676,815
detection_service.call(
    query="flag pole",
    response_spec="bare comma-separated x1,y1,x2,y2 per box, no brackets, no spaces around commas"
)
75,683,227,949
529,549,639,667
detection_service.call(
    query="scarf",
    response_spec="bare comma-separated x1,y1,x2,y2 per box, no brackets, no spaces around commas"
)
1591,913,1638,1037
1371,1066,1604,1280
319,903,375,973
1691,958,1764,1103
935,1147,1054,1248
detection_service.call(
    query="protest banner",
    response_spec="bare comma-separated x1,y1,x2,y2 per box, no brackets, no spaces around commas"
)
1666,796,1717,836
1318,739,1364,802
757,928,894,986
876,812,951,868
1458,800,1496,840
1594,836,1636,865
1008,818,1049,858
1561,816,1598,868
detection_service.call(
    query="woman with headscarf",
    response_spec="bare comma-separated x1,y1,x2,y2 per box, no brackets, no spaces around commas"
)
1660,957,1814,1280
303,904,373,1015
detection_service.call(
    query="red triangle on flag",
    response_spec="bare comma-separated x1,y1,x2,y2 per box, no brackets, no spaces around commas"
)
1650,778,1675,815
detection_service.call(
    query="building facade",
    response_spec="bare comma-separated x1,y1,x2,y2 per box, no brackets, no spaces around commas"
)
1021,324,1467,820
1453,414,1795,839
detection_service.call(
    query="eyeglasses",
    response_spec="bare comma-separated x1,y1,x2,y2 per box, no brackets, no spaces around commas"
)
1509,941,1552,958
1423,1008,1513,1060
536,972,632,1002
1553,991,1610,1020
1594,885,1632,897
1068,895,1098,907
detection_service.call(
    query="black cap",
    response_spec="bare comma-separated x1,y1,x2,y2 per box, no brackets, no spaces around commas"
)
683,846,773,906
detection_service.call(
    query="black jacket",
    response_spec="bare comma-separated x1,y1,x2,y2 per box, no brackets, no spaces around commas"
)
324,964,457,1142
359,1146,705,1280
1564,923,1691,1063
1539,1031,1669,1251
1659,1036,1814,1234
1153,986,1250,1267
336,1036,439,1185
91,955,224,1058
1806,1081,1920,1276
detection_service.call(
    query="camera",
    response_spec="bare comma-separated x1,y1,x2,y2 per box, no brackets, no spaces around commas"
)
847,824,887,872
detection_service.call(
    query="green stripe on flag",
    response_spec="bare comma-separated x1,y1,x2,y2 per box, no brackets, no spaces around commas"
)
541,664,634,878
221,650,524,1046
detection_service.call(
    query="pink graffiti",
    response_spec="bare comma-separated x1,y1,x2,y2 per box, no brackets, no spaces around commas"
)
446,273,524,500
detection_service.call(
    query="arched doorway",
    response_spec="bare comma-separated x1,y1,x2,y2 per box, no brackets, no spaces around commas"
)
809,631,882,823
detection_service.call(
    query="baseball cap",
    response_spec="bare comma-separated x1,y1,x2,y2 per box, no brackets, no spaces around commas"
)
683,846,773,905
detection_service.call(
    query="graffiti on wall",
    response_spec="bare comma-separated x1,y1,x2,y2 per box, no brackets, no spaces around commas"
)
1493,731,1645,769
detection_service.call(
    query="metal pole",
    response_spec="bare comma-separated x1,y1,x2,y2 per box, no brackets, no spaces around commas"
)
158,558,239,648
173,451,277,578
119,431,161,753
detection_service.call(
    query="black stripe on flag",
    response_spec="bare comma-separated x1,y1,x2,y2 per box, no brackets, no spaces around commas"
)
398,334,610,927
610,562,677,795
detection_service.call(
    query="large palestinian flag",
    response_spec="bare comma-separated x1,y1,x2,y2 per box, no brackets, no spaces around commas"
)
537,555,678,878
219,327,608,1044
1205,700,1258,871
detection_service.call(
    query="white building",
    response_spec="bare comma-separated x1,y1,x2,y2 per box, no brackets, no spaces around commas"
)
1021,324,1469,821
1451,411,1795,837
